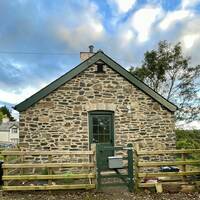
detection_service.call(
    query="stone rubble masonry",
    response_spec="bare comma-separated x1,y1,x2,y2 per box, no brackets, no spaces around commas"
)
19,64,176,153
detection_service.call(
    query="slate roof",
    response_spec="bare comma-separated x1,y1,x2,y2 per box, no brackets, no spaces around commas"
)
0,121,19,131
14,51,178,112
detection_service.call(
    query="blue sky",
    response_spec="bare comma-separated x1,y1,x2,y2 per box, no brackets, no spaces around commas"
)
0,0,200,113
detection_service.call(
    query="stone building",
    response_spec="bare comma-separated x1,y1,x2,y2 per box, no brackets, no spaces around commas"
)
15,47,177,152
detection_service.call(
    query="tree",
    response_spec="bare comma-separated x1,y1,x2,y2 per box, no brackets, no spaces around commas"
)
0,111,4,123
0,106,15,121
130,41,200,122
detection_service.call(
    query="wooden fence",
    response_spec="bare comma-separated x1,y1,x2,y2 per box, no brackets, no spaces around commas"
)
134,148,200,191
1,150,96,191
1,147,200,192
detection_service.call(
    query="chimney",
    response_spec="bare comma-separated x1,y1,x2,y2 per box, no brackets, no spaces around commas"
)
80,45,95,62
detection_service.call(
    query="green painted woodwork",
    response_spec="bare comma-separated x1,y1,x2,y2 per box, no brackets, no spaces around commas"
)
14,51,177,112
89,111,114,172
95,144,134,192
89,111,114,146
127,143,134,192
96,143,114,172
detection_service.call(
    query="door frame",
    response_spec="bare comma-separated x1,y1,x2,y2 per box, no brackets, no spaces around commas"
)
88,111,114,148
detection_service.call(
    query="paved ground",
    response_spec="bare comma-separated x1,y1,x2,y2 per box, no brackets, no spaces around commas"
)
1,190,200,200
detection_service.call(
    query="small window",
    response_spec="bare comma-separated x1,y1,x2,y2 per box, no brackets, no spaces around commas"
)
12,128,18,133
96,64,105,73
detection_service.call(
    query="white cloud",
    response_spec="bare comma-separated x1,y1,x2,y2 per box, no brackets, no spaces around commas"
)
0,87,38,104
181,0,200,9
175,18,200,65
55,2,104,50
11,109,19,120
176,120,200,130
159,10,193,30
122,29,134,43
108,0,136,13
130,6,163,42
182,33,200,49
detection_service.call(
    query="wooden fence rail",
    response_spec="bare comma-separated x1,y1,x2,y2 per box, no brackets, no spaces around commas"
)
1,151,94,155
1,150,96,191
2,147,200,192
134,148,200,191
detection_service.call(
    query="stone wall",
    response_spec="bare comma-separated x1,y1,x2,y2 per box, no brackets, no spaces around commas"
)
19,63,176,151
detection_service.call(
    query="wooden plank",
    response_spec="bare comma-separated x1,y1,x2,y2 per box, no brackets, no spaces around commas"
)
0,148,19,153
137,149,200,155
182,153,187,182
3,173,96,180
48,155,52,185
90,144,96,185
127,143,134,192
138,160,200,167
134,149,139,192
155,183,163,193
3,155,8,186
3,162,95,169
139,181,190,188
2,184,96,191
1,151,94,156
139,180,200,188
138,171,200,178
20,155,24,176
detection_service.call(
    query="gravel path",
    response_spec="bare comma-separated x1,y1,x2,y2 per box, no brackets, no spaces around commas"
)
1,190,200,200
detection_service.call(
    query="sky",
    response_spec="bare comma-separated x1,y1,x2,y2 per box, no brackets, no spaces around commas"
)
0,0,200,126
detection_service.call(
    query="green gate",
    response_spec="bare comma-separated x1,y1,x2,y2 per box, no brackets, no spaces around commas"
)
96,143,134,192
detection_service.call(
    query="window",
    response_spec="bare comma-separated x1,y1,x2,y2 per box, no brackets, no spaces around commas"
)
12,128,18,133
89,111,114,145
96,63,105,73
92,116,110,143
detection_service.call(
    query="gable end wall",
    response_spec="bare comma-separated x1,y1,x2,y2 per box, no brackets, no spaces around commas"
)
19,64,176,151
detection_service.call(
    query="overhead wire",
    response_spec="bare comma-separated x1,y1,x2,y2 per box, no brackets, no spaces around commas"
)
0,50,135,64
0,51,79,55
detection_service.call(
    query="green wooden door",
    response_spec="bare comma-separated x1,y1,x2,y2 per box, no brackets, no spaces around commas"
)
89,111,114,170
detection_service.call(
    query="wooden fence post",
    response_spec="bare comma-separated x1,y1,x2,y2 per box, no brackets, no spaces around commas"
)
48,155,52,185
181,153,186,181
95,144,101,191
20,155,24,175
127,143,133,192
3,155,8,186
133,145,139,192
90,144,96,185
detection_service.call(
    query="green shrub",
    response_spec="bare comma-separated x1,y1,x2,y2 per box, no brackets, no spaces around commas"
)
176,129,200,160
176,129,200,149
